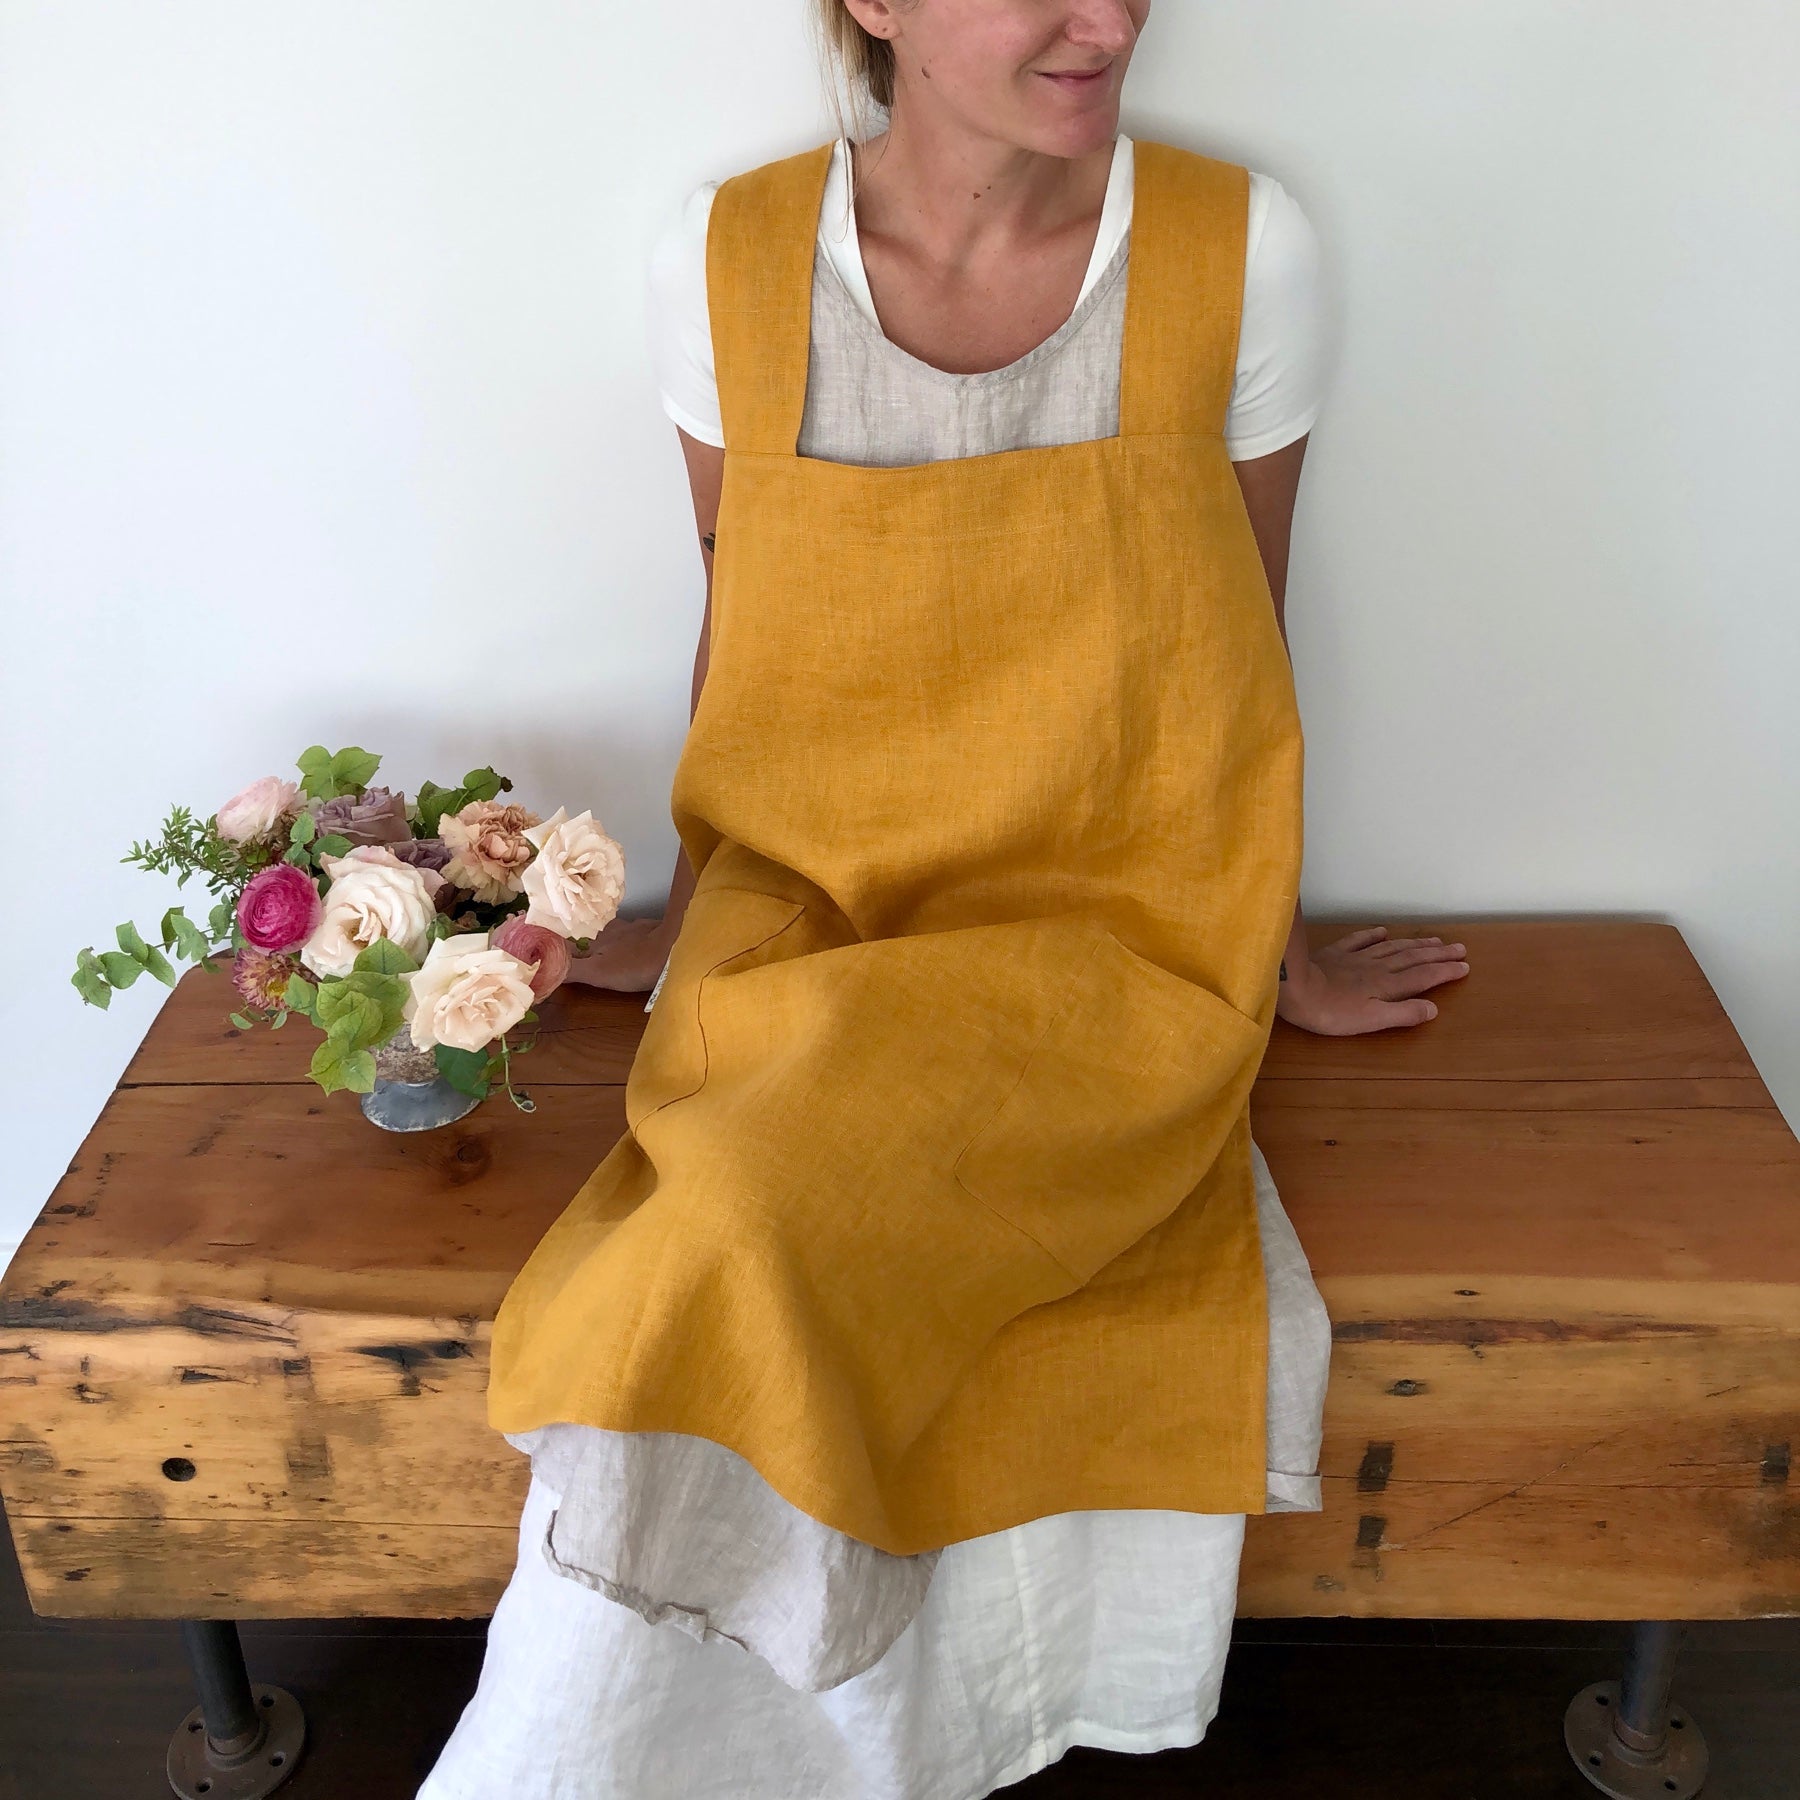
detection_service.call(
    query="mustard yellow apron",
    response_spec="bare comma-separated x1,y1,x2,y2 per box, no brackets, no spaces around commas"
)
488,140,1305,1554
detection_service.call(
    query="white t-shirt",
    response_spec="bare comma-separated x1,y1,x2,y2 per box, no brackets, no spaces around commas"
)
646,135,1326,462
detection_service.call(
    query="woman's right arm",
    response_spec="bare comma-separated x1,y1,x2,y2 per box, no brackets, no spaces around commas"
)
562,425,723,992
660,425,726,934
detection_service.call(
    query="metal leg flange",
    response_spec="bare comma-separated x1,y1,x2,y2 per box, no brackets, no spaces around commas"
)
1565,1621,1709,1800
167,1620,305,1800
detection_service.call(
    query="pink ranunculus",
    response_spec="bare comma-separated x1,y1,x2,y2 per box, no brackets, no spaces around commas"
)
491,915,573,1001
216,776,301,844
236,862,324,953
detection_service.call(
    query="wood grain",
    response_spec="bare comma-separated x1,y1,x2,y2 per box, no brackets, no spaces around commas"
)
4,919,1797,1621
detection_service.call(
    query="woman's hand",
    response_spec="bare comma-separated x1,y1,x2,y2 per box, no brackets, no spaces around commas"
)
561,914,676,994
1275,926,1469,1036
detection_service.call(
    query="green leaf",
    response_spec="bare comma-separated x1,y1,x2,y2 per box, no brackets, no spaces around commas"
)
317,987,383,1051
98,951,143,989
283,973,320,1021
459,766,507,805
313,833,352,861
162,907,213,965
209,899,235,940
317,969,408,1051
283,841,313,868
270,1009,288,1029
140,944,178,988
329,746,381,797
116,920,149,960
230,1012,255,1031
354,938,418,978
296,744,338,801
425,913,455,942
72,952,113,1009
414,781,460,838
289,811,317,846
309,1036,377,1095
434,1044,492,1099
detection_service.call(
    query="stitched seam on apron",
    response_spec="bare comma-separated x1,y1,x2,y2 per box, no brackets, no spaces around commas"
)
629,894,806,1132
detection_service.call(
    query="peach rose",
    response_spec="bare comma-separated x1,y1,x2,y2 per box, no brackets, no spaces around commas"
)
440,801,542,904
216,776,300,844
404,932,536,1053
520,808,625,940
299,846,437,978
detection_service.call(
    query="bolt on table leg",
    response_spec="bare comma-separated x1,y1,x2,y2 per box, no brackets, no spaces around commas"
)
167,1619,306,1800
1565,1621,1710,1800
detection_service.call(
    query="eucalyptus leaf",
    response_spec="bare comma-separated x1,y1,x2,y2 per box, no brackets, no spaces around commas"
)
140,944,178,988
162,907,213,965
71,957,112,1009
116,920,149,960
230,1012,255,1031
98,951,143,989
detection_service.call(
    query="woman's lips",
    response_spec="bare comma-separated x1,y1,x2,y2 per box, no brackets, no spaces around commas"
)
1038,67,1111,92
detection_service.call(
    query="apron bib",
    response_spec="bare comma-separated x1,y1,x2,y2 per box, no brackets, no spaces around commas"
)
488,140,1305,1554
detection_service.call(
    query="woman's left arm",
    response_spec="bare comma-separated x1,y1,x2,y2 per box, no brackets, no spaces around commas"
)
1234,437,1469,1036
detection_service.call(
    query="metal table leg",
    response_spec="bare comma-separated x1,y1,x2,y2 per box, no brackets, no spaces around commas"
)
167,1619,306,1799
1565,1621,1710,1799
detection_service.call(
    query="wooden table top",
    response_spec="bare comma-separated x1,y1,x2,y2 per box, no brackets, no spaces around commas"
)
4,916,1797,1623
8,917,1792,1324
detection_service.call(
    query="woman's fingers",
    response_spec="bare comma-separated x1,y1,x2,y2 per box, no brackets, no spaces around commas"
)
1366,941,1467,975
1373,957,1469,998
1363,934,1447,959
1331,926,1389,952
1374,995,1440,1028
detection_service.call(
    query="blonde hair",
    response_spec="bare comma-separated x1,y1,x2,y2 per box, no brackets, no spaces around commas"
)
810,1,900,142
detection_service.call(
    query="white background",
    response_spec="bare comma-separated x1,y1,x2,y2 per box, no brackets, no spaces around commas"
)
2,2,1796,1270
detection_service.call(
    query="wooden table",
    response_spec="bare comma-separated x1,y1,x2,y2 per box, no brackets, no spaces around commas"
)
3,919,1796,1794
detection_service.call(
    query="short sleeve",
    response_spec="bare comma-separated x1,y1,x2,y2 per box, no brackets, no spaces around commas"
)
1225,176,1328,461
645,180,727,448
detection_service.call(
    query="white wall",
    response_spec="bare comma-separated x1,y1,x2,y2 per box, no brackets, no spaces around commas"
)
3,2,1796,1269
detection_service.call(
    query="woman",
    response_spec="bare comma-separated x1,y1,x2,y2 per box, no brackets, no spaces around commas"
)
421,4,1470,1796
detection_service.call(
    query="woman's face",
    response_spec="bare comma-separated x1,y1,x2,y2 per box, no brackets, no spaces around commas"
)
848,0,1150,158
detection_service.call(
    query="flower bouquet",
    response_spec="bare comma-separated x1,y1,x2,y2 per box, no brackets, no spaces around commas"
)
72,746,626,1128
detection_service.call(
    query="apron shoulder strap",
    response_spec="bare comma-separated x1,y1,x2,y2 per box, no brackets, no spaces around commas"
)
1119,143,1251,441
707,142,834,459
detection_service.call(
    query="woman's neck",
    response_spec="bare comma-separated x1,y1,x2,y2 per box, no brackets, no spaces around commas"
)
849,115,1115,278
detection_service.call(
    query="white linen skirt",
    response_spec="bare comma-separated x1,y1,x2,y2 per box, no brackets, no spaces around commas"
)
418,1471,1246,1800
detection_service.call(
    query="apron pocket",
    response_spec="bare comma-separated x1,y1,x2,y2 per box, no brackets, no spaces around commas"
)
624,885,806,1132
951,925,1267,1283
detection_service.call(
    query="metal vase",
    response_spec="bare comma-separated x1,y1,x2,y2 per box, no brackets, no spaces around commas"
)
359,1030,482,1132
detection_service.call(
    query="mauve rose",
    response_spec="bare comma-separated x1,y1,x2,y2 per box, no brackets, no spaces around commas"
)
232,947,302,1013
236,862,324,953
216,776,300,844
390,837,452,872
491,916,572,1001
312,785,410,847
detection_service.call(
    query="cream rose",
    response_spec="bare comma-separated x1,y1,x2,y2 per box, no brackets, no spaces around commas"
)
520,808,626,939
404,932,536,1053
299,845,437,978
215,775,300,844
440,800,541,904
